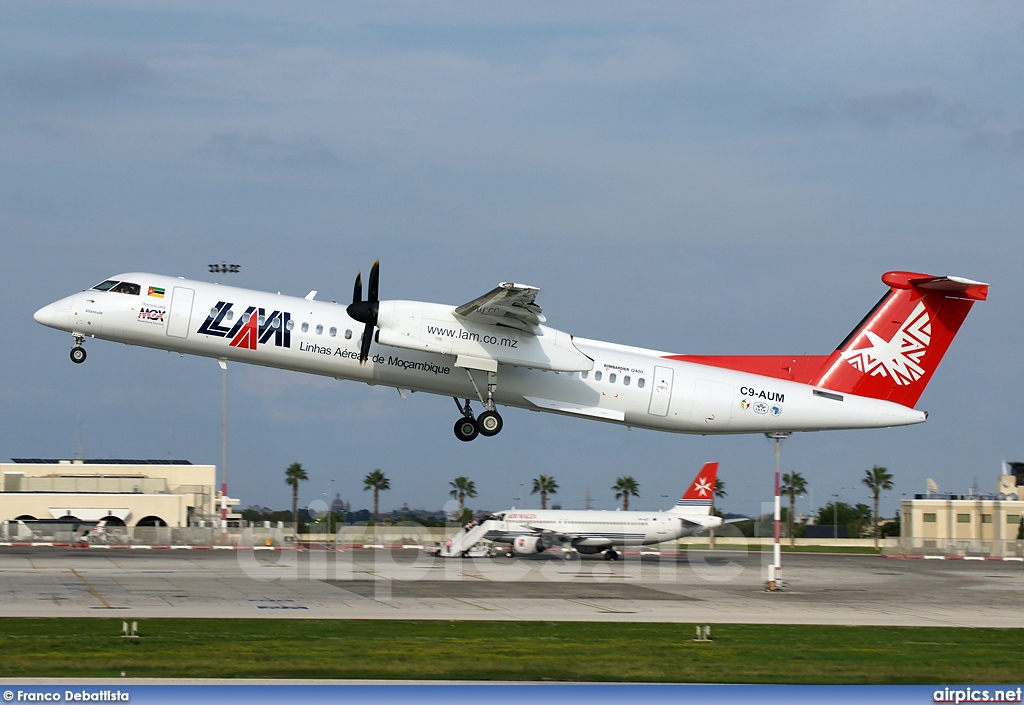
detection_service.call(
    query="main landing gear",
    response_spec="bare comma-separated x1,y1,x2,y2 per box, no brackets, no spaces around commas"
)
452,365,504,442
452,398,503,442
70,334,87,364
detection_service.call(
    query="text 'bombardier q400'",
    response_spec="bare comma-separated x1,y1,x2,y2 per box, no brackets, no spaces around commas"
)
34,263,987,441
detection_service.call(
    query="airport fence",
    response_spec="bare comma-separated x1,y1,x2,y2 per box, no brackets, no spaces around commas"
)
0,520,294,547
882,536,1024,558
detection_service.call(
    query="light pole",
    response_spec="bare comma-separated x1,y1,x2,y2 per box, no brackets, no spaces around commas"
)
208,262,240,527
322,492,330,544
765,431,791,591
831,493,840,539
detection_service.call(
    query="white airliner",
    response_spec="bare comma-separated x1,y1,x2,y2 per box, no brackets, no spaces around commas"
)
33,263,987,441
480,462,722,560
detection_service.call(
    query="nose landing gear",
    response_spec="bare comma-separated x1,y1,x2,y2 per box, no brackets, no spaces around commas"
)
70,334,87,364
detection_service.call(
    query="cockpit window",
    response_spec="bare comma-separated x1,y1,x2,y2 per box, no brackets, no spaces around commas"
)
110,282,141,295
92,280,119,291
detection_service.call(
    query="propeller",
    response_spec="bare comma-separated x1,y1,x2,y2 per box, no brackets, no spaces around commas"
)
346,260,379,363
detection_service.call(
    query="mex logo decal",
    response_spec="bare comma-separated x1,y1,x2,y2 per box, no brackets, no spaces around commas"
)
197,301,292,350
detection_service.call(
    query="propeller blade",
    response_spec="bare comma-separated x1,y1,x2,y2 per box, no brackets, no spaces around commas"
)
347,261,380,363
367,260,379,302
359,323,373,362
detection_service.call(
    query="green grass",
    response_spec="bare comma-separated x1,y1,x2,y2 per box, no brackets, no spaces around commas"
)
0,619,1019,683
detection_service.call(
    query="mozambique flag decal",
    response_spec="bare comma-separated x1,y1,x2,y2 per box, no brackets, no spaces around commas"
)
148,286,165,298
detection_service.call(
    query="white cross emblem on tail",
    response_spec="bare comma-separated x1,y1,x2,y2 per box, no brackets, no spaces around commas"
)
841,302,930,386
693,477,713,497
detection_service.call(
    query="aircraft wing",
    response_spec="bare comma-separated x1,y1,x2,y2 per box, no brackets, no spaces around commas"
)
454,283,546,335
520,525,573,544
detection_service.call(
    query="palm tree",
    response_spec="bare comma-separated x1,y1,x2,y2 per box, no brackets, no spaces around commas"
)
862,465,894,549
531,474,558,510
710,478,727,549
613,476,640,511
284,462,308,530
781,471,808,547
363,469,391,525
449,476,477,513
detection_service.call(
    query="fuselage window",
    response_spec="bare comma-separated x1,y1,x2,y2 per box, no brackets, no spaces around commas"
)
110,282,141,295
271,317,281,329
594,371,602,381
329,327,337,337
226,310,234,321
241,313,251,323
638,378,645,389
301,322,309,333
609,373,617,384
344,329,352,340
257,315,266,327
286,319,295,331
315,324,323,335
581,371,588,379
209,307,219,318
623,375,631,386
92,280,119,292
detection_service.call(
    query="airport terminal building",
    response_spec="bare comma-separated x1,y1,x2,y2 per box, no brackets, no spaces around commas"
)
899,468,1024,557
0,458,217,529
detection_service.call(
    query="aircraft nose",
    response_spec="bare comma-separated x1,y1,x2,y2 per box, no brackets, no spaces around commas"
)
34,300,71,329
33,303,53,325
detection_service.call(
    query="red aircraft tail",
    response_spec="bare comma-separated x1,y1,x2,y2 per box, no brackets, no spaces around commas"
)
666,271,987,409
667,462,719,515
812,272,987,407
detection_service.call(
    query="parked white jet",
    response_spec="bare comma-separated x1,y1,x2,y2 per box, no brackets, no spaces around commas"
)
483,462,723,560
33,263,987,441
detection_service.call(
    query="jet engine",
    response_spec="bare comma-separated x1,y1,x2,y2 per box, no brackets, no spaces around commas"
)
512,535,544,555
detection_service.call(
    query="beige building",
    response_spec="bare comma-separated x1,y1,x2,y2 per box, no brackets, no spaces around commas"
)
0,458,217,529
900,472,1024,557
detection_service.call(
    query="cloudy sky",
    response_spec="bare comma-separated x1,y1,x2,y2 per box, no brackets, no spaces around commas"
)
2,1,1021,520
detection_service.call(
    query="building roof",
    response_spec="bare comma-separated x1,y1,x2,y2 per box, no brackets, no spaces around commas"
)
9,459,194,465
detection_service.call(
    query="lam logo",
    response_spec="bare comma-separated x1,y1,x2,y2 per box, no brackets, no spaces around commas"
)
197,301,292,350
841,302,929,386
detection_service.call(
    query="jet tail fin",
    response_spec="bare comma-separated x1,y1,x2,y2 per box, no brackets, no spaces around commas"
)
666,462,719,516
813,272,988,408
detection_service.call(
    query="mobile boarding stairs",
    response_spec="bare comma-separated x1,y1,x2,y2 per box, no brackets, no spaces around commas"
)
430,520,502,557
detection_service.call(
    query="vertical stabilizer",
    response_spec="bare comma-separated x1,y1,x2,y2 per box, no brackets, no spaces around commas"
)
813,272,987,408
667,462,719,516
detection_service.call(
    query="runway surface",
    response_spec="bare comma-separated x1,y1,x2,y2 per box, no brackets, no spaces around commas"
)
0,547,1021,627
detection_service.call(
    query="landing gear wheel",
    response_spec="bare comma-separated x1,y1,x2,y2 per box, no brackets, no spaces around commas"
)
70,346,87,364
563,551,579,561
453,417,479,442
604,550,619,561
476,410,503,437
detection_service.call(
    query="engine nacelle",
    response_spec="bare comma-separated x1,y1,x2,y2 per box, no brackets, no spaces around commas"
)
512,535,544,555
